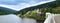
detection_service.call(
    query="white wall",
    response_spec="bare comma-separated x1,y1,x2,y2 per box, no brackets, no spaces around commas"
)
46,12,55,18
45,13,60,23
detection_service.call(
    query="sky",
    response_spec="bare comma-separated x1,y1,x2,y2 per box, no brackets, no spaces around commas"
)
0,0,49,5
0,0,55,11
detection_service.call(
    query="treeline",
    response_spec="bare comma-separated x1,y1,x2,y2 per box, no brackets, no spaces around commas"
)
16,1,56,15
0,7,13,15
0,9,11,15
56,0,60,6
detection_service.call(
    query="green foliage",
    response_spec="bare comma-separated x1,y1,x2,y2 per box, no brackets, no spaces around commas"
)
46,7,52,12
17,9,45,20
0,10,11,15
20,10,37,18
56,0,60,6
51,7,60,14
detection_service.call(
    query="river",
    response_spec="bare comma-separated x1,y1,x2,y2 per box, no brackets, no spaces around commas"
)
0,14,37,23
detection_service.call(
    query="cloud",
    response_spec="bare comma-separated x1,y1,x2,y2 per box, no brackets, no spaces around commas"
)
0,0,37,11
0,0,49,5
16,0,55,11
0,3,31,11
0,0,22,5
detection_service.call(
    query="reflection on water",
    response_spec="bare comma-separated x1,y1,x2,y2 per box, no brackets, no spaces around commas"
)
0,14,22,23
0,14,37,23
23,18,37,23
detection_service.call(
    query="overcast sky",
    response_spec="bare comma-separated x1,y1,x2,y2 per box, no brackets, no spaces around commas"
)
0,0,55,11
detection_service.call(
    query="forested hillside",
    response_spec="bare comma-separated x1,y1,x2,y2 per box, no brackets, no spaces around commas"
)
16,1,56,15
0,9,11,15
